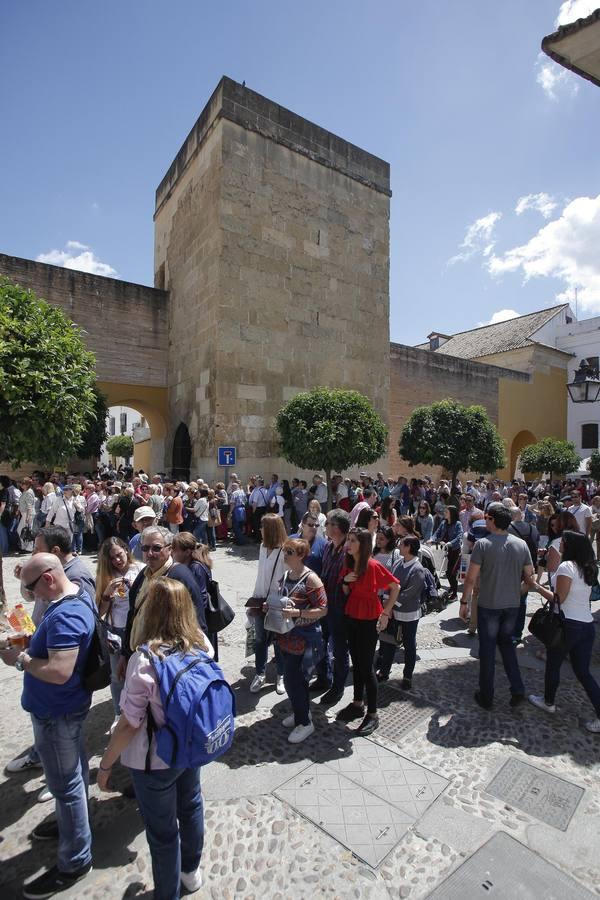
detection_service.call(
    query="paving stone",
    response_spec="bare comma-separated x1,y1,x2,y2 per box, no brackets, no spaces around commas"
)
414,795,495,853
485,757,585,831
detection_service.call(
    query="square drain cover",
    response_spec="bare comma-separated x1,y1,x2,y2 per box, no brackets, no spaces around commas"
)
486,757,584,831
274,762,413,867
375,684,438,743
427,831,594,899
325,736,448,817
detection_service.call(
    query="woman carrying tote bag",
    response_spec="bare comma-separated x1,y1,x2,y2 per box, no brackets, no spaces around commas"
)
529,530,600,732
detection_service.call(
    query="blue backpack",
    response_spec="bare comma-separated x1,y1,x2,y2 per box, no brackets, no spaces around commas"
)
142,646,236,770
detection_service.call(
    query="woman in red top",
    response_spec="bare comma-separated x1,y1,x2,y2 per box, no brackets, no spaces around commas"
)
338,528,399,735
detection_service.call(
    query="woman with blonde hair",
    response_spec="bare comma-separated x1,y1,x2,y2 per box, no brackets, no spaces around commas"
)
96,537,144,725
248,513,288,694
98,577,209,898
172,532,217,658
307,497,327,538
37,482,56,530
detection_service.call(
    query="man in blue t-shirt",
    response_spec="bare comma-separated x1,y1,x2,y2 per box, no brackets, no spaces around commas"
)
0,554,95,898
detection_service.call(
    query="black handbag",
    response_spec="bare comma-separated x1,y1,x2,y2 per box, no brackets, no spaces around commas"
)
205,573,235,633
378,616,404,646
528,596,566,652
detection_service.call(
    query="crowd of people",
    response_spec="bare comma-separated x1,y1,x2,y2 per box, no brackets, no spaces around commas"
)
1,465,599,899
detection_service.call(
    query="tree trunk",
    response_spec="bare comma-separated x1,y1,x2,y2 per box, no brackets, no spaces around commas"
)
325,469,332,514
452,470,458,492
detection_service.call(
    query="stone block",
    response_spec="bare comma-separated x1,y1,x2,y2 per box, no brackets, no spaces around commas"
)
237,384,267,402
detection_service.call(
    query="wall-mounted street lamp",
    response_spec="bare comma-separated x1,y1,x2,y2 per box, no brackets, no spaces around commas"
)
567,359,600,404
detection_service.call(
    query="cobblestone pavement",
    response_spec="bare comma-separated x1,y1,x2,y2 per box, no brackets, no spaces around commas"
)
1,546,599,898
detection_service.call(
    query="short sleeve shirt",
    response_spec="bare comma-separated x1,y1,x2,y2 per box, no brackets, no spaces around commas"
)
21,593,95,718
471,533,532,610
343,558,399,620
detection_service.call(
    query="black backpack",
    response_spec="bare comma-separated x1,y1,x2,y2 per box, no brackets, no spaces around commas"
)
509,522,538,567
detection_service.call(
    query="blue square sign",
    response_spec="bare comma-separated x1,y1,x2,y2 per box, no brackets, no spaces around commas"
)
217,446,236,467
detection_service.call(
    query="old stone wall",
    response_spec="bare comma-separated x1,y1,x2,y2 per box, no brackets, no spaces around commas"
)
0,253,168,388
388,343,528,481
155,77,391,481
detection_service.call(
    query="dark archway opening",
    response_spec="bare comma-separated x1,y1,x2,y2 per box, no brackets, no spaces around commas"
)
172,423,191,481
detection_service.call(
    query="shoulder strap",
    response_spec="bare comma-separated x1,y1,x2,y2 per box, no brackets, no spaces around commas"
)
265,548,282,595
62,496,74,530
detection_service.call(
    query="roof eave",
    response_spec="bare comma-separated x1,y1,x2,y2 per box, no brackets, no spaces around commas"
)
541,9,600,89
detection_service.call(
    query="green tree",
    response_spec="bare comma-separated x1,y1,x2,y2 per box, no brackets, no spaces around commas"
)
399,399,505,488
276,387,388,509
587,449,600,482
0,278,97,466
75,386,108,460
0,278,99,611
519,438,581,481
106,434,134,462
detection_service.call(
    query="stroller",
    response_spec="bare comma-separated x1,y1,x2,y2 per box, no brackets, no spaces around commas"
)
422,542,460,613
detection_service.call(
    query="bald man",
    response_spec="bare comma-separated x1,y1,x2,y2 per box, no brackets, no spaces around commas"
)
0,554,94,896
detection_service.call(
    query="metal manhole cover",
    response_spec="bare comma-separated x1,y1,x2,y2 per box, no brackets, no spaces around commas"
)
485,757,584,831
375,684,438,742
274,762,414,867
325,736,448,817
427,831,594,899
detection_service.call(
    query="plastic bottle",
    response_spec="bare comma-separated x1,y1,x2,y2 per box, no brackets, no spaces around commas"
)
7,604,36,635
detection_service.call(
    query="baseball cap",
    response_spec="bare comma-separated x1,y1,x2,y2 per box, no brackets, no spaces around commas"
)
133,505,156,523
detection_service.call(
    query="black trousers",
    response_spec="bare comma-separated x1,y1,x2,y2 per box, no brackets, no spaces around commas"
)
446,546,461,596
346,617,379,714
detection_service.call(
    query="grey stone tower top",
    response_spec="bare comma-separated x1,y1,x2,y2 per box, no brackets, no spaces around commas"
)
155,76,391,215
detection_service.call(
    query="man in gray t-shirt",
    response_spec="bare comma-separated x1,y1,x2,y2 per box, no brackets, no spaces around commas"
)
462,503,534,710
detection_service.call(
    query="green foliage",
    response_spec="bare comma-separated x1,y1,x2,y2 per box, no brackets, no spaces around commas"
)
276,388,388,475
106,434,134,460
399,398,505,482
587,449,600,482
75,386,108,460
519,438,580,478
0,278,97,466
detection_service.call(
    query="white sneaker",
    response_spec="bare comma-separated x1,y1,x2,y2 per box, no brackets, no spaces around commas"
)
5,750,42,773
37,786,53,803
288,722,315,744
528,694,556,714
584,718,600,733
276,675,285,695
283,713,312,728
180,865,203,892
250,674,266,693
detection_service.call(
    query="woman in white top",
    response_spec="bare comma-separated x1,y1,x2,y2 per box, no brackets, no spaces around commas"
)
249,513,287,695
39,482,56,525
531,530,600,733
307,498,327,539
48,484,78,538
96,536,144,725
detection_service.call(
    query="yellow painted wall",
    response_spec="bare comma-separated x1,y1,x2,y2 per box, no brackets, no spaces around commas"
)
133,439,152,473
97,382,168,439
497,365,568,479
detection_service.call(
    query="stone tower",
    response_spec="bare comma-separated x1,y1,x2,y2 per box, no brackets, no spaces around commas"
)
154,77,391,481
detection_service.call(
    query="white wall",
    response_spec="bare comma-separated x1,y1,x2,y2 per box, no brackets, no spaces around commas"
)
553,316,600,456
100,405,143,465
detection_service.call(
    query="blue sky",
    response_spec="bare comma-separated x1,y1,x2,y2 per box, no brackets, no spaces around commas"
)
1,0,598,345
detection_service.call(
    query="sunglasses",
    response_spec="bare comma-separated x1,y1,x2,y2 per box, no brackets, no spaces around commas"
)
141,544,166,554
24,568,53,592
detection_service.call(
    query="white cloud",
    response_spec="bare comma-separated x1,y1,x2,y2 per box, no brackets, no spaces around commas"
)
448,212,502,264
479,309,522,327
487,194,600,312
556,0,597,26
37,240,117,277
515,192,557,219
535,54,579,100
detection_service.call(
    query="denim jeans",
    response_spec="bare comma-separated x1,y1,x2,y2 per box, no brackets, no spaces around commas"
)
193,521,207,544
316,606,349,692
232,511,247,545
130,766,204,900
72,529,84,554
282,650,310,725
0,522,9,555
253,613,283,677
545,619,600,715
31,705,91,873
512,593,528,641
377,619,419,679
477,606,525,704
108,625,126,715
207,525,216,549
